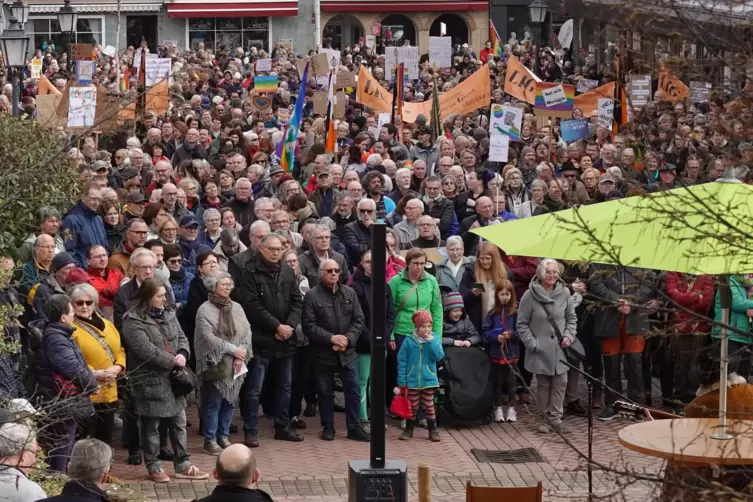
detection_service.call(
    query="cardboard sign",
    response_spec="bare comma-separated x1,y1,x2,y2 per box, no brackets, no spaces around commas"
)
102,45,117,58
278,39,293,53
335,70,356,88
560,119,591,142
365,35,376,48
535,82,574,117
256,59,272,72
429,36,452,68
377,112,391,129
36,94,62,129
319,49,341,71
488,134,510,163
250,95,272,112
145,79,169,116
313,91,328,115
490,104,523,141
71,43,93,61
95,94,123,133
598,98,614,125
277,107,290,123
335,91,346,119
67,87,97,128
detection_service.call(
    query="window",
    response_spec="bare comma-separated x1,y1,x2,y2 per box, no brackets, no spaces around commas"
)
188,17,269,53
28,17,103,54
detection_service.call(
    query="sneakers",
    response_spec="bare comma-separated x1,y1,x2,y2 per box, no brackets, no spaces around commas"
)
360,420,371,434
148,470,170,483
244,435,260,448
290,416,307,430
418,418,428,429
217,436,232,449
505,407,517,422
599,407,619,421
536,423,550,434
347,427,370,442
320,426,336,441
202,441,223,456
551,422,571,434
174,465,209,480
274,428,304,442
493,407,505,423
565,400,588,417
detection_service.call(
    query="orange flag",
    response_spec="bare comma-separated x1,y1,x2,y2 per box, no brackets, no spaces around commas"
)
145,80,169,116
356,66,392,114
504,56,540,105
38,75,61,95
658,71,689,102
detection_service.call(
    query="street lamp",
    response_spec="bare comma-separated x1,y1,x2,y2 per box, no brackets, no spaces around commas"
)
57,0,78,68
0,15,30,117
10,0,31,27
528,0,548,77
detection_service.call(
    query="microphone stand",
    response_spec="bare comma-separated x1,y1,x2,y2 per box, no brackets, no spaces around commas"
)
559,358,601,502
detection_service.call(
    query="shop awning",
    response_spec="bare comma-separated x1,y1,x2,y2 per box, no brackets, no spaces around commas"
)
320,0,486,11
27,1,162,13
167,0,298,17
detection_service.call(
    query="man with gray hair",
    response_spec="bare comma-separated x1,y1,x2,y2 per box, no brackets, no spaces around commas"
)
37,438,113,502
224,178,255,228
342,198,375,269
299,225,349,288
0,421,46,502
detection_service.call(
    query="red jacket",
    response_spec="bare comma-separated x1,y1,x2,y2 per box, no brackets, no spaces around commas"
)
665,272,713,334
507,256,539,302
480,47,493,64
87,267,125,308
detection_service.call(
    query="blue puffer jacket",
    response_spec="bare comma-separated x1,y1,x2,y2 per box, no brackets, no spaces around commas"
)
397,332,445,389
178,238,212,277
33,321,97,398
62,201,108,267
169,268,195,310
483,310,520,361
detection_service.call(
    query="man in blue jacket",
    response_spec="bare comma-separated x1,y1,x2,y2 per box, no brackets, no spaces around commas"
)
61,181,108,267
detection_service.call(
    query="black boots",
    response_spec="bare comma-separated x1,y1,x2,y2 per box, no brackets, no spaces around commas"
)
427,419,440,442
399,420,415,440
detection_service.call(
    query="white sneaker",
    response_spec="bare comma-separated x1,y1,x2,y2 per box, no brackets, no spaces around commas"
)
505,407,517,422
493,406,505,423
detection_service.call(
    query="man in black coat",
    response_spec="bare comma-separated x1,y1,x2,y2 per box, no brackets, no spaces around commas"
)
302,259,368,442
422,175,455,240
239,234,304,447
195,445,273,502
171,128,208,166
224,178,256,229
457,196,499,256
342,199,374,269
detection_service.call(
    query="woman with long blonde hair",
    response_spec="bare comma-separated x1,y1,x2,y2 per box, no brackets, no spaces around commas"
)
459,241,509,334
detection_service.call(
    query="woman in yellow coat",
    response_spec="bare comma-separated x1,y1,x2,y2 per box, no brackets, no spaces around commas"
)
69,283,126,446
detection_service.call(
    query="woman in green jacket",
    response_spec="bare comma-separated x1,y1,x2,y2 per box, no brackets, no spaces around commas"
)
713,275,753,377
388,248,444,351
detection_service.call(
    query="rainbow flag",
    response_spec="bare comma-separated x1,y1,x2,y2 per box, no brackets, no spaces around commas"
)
490,20,503,59
254,75,278,93
279,62,309,172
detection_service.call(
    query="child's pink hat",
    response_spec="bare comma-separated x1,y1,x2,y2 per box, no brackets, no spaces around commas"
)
412,310,433,327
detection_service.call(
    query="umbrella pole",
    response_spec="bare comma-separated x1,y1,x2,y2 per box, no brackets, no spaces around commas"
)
712,275,733,440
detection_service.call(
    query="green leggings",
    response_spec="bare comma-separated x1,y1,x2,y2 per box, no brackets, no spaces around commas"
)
357,353,371,421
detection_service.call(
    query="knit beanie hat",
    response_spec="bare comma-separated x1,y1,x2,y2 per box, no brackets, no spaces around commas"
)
412,310,433,328
51,252,76,274
443,292,465,312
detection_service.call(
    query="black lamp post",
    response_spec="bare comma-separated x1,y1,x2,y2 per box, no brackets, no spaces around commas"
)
0,14,30,117
57,0,78,69
529,0,548,77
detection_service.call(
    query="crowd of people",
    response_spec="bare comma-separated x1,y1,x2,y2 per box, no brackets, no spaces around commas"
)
0,27,750,495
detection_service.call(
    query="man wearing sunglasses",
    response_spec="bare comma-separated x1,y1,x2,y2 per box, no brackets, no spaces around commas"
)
302,259,368,442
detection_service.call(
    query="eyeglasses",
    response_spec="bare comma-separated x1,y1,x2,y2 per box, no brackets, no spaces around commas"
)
162,228,178,233
359,209,374,214
323,268,340,274
418,223,435,227
129,230,149,235
265,246,284,253
166,258,182,264
134,265,155,270
74,300,94,307
563,173,576,179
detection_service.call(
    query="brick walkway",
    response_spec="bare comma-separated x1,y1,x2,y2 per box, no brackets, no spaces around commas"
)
111,392,665,502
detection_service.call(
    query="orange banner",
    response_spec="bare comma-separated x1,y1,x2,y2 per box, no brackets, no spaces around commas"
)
504,56,540,105
39,75,61,95
573,82,615,116
357,65,491,123
658,72,689,102
356,66,392,114
145,80,169,116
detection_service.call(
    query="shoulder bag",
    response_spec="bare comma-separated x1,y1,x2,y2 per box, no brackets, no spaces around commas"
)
151,317,197,398
537,300,586,367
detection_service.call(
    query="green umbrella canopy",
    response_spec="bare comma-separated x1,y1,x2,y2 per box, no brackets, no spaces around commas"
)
473,180,753,275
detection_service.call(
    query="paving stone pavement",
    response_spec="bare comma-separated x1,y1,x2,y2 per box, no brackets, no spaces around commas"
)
111,386,666,502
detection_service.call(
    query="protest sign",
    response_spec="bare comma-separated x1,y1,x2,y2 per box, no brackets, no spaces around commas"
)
365,35,376,48
67,87,97,128
144,58,171,87
488,134,510,162
254,76,278,93
277,107,290,123
598,98,614,125
75,60,96,84
145,79,169,116
256,59,272,72
628,74,651,111
319,49,341,71
384,46,419,80
429,37,452,68
689,81,712,103
335,70,356,88
39,75,61,95
31,59,43,79
313,92,328,115
72,43,93,61
377,112,391,130
335,92,346,119
535,82,575,117
36,94,62,129
278,39,293,53
560,119,591,142
102,45,117,58
490,104,523,141
576,78,598,94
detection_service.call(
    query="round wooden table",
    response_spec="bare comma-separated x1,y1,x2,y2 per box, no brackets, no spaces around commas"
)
618,418,753,466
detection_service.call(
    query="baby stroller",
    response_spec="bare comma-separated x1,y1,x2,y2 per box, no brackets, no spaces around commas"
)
437,346,493,425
